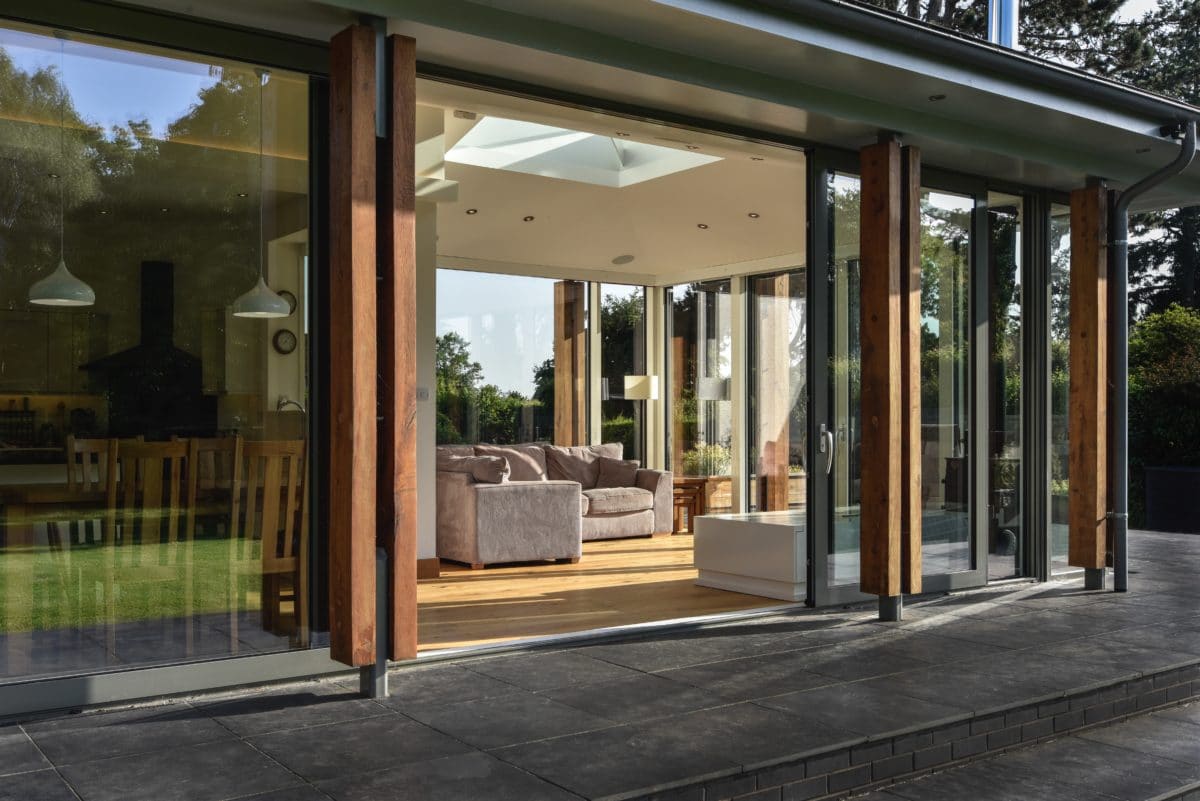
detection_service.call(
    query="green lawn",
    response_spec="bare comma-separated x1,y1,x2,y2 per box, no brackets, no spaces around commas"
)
0,537,264,633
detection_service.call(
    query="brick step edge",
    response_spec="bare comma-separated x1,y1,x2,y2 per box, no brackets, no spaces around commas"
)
627,661,1200,801
1146,779,1200,801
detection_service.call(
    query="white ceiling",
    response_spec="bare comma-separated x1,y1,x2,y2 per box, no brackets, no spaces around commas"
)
423,83,807,285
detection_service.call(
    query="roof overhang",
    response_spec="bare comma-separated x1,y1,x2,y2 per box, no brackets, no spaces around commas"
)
101,0,1200,210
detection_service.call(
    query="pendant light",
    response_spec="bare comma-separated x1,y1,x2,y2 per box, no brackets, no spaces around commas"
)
29,32,95,308
232,68,289,319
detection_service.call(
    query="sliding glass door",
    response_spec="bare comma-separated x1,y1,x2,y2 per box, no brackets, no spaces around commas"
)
808,157,987,605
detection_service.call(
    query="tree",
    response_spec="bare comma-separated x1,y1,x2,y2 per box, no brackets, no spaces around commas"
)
858,0,1152,76
435,332,483,391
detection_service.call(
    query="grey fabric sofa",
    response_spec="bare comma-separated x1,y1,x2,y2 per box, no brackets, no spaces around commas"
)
435,442,673,568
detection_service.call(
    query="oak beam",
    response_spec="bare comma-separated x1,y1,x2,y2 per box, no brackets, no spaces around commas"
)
553,280,587,445
899,146,922,594
328,24,377,667
755,274,791,511
858,139,903,599
378,34,418,661
1068,184,1109,571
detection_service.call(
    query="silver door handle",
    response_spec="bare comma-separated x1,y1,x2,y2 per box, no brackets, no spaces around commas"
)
819,423,835,475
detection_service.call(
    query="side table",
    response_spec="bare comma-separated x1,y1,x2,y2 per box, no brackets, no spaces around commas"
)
672,476,711,534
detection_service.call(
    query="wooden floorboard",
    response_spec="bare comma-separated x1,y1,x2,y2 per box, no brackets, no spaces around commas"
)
417,535,777,651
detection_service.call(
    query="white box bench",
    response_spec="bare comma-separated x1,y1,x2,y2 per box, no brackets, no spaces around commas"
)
693,510,806,601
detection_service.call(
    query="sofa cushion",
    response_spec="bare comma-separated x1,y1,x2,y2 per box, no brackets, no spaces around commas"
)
582,486,654,515
595,456,640,489
475,444,547,482
544,444,624,488
437,445,476,458
436,454,509,484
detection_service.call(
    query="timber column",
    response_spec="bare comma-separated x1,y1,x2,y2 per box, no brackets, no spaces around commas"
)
858,137,922,620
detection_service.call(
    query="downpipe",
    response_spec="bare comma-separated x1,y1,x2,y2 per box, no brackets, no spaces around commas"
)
1108,120,1198,593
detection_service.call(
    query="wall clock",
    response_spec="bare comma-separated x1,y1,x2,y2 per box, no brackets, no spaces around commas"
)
273,328,298,355
277,290,298,315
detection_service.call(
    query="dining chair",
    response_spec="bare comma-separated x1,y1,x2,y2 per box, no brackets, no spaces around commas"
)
228,439,308,649
177,435,241,539
102,439,196,655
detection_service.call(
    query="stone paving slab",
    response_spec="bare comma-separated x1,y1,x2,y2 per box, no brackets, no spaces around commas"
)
1,531,1198,801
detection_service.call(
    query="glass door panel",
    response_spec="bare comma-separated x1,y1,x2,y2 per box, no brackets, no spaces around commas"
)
748,271,808,513
919,189,974,576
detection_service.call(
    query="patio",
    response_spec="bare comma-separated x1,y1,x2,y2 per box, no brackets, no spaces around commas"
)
2,530,1198,801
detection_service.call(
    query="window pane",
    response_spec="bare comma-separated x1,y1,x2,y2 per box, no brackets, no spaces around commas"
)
600,284,645,463
668,280,732,512
0,23,312,683
1050,203,1071,572
435,270,570,445
920,189,973,575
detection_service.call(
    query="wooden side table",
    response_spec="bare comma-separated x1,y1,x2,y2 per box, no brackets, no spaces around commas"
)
672,476,710,534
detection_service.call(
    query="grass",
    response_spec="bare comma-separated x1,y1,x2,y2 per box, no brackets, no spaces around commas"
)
0,534,264,634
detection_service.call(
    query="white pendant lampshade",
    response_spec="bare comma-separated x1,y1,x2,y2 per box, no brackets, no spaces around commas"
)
30,32,96,309
232,274,290,318
624,374,660,401
232,68,289,320
29,258,96,307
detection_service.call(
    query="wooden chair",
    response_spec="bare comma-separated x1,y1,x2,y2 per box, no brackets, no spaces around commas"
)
177,436,240,539
66,435,113,493
229,439,308,649
102,439,196,653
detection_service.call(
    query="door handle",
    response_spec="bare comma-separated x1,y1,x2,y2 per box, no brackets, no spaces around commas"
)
819,423,836,476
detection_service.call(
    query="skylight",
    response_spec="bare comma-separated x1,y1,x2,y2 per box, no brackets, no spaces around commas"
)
445,116,721,188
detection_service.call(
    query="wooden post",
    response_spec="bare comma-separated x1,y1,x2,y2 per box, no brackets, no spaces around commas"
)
554,280,587,445
755,274,791,511
1068,184,1109,571
899,146,922,594
328,24,377,667
858,139,903,601
378,34,418,661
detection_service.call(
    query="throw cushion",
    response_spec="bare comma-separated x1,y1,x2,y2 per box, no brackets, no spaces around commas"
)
543,443,625,488
475,444,548,482
436,454,509,484
582,487,654,515
595,456,640,489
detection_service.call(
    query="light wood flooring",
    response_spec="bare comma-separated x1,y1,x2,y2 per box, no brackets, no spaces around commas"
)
417,534,779,651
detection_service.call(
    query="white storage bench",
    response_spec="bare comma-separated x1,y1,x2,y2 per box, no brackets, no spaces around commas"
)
693,510,807,601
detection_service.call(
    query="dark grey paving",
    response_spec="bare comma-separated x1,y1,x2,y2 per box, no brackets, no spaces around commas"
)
465,649,643,691
1099,624,1200,656
0,769,79,801
248,712,473,781
1035,637,1199,675
1077,713,1200,767
657,650,836,701
380,663,524,710
404,688,614,749
199,685,388,737
635,701,860,770
994,734,1200,800
58,739,302,801
758,679,969,735
801,640,939,682
577,626,812,673
857,662,1065,713
26,704,234,766
954,648,1140,692
317,751,582,801
1157,700,1200,729
542,672,727,723
0,729,50,776
882,758,1120,801
493,721,740,800
907,608,1123,650
239,788,333,801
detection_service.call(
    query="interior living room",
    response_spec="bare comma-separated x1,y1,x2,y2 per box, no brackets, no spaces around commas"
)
414,80,810,652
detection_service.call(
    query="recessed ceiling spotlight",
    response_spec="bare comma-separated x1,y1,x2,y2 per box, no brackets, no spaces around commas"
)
48,172,60,179
160,207,169,212
697,223,709,229
612,254,635,265
99,210,108,215
237,192,248,198
453,109,477,120
1135,147,1152,154
523,215,535,222
615,132,631,137
686,145,700,150
928,93,947,102
465,208,478,215
748,212,760,219
750,156,765,161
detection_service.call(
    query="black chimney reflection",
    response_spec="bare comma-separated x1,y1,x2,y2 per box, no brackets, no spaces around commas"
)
83,260,216,438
